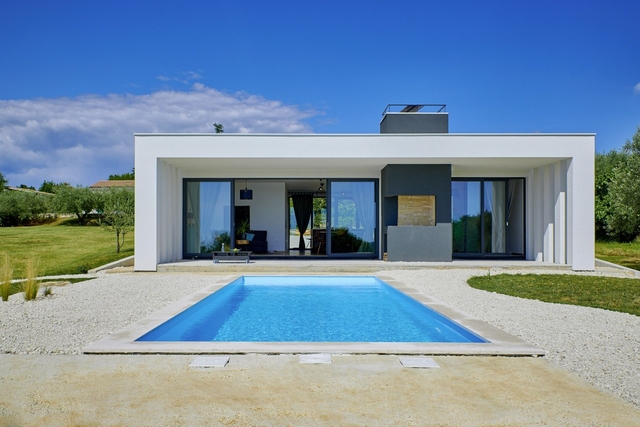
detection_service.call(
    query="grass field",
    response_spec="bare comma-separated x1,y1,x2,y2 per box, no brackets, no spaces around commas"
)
468,274,640,316
595,240,640,271
0,217,133,278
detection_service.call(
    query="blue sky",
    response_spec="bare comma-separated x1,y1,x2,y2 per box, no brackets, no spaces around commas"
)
1,0,639,187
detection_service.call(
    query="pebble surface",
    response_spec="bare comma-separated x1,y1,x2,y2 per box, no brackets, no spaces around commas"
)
0,268,638,409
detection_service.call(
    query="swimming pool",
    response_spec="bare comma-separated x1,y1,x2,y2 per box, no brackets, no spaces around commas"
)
136,276,486,343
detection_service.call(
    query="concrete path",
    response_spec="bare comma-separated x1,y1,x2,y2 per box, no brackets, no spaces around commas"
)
1,354,639,426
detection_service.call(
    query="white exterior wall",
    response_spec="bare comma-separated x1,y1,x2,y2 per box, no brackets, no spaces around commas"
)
134,133,595,271
235,182,287,252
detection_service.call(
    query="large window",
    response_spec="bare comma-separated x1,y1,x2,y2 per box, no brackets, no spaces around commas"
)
184,180,232,256
329,180,377,256
452,179,524,256
452,181,481,253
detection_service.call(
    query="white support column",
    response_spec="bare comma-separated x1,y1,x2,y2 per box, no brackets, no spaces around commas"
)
134,142,158,271
554,161,567,264
170,166,182,262
567,152,595,270
157,161,167,263
543,165,554,262
533,168,544,261
526,169,535,261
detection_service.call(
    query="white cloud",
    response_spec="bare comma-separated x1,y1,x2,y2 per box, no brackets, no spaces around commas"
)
634,82,640,95
157,70,203,85
0,85,316,187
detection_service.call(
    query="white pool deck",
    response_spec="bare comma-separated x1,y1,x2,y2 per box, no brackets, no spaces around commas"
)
147,257,637,275
155,259,573,273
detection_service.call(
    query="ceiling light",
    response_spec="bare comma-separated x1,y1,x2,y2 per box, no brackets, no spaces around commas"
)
240,180,253,200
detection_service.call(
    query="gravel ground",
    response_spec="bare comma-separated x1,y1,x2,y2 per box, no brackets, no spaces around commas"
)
0,268,638,409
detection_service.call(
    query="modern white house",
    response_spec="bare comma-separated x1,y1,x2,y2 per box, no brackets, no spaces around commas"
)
134,105,595,271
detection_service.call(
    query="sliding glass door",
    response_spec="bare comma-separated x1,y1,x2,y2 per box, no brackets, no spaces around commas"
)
452,178,524,257
327,180,377,257
452,181,481,253
184,180,232,257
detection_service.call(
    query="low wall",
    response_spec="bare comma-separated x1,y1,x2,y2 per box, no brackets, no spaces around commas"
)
387,225,452,262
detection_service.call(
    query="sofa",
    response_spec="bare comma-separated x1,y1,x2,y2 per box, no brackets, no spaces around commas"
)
246,230,268,253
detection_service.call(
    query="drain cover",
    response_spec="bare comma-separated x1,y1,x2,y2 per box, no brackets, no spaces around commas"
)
299,354,332,364
399,357,440,368
189,356,230,368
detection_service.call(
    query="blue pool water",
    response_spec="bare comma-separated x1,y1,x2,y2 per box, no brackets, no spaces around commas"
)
136,276,486,343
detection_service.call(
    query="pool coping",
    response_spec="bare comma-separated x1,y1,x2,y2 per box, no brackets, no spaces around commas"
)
83,275,546,356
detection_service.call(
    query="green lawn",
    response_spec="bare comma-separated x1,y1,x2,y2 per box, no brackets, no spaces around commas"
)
595,240,640,271
468,274,640,316
0,218,134,278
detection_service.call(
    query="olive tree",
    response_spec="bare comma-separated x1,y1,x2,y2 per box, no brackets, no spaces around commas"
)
54,186,104,225
101,187,134,253
595,149,628,239
606,126,640,239
0,172,7,191
0,191,51,226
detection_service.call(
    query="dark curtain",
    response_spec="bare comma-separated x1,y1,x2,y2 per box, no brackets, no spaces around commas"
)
292,193,313,250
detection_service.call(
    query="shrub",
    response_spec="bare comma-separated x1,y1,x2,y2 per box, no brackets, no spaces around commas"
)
22,259,40,301
75,264,90,274
0,253,12,302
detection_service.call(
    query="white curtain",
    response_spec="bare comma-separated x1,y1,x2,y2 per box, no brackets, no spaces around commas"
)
199,183,222,249
490,181,506,253
186,183,200,253
186,182,223,253
351,182,376,252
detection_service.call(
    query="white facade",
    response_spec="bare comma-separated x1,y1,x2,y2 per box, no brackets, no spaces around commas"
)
134,133,595,271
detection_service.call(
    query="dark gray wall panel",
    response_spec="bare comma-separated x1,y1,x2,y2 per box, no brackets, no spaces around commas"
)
387,225,452,261
381,164,452,223
380,113,449,134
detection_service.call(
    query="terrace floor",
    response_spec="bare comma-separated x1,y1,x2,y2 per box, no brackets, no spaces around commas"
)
1,353,639,426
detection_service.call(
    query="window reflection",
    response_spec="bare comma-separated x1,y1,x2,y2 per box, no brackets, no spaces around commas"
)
185,181,231,253
330,181,376,254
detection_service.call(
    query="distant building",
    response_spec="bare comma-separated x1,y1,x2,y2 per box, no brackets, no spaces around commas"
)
89,180,135,191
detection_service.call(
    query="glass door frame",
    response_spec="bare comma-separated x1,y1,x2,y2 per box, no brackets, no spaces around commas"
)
326,178,379,259
182,178,235,259
451,177,526,258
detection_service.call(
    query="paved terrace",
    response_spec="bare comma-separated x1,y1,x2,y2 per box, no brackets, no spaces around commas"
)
153,259,580,274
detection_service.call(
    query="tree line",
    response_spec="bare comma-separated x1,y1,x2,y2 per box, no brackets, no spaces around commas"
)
595,125,640,242
0,179,134,253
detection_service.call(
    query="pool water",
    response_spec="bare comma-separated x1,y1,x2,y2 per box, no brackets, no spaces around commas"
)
136,276,486,343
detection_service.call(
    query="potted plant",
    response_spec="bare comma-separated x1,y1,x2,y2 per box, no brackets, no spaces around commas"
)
236,218,250,239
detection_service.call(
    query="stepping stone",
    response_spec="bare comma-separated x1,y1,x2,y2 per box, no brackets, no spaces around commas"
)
399,357,440,368
299,354,332,364
189,356,229,368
